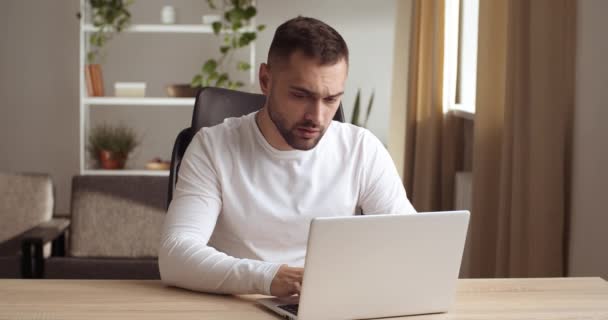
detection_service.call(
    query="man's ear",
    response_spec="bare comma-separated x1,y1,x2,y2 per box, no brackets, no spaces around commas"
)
259,63,271,95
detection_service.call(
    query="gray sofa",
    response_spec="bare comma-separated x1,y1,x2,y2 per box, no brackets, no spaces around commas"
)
44,175,167,279
0,172,68,278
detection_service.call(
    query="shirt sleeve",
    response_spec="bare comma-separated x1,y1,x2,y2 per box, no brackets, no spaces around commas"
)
158,129,281,295
358,130,417,215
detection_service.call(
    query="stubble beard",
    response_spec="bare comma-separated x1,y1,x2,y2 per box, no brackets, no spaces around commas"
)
266,94,326,151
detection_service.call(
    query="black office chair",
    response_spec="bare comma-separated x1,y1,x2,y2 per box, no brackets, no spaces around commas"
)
167,87,345,208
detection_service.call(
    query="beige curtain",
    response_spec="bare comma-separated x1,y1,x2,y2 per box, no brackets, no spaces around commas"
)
404,0,465,212
468,0,576,277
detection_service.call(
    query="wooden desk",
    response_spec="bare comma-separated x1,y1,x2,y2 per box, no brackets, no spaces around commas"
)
0,278,606,319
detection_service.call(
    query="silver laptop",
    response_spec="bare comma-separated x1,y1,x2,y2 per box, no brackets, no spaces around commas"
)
257,211,470,320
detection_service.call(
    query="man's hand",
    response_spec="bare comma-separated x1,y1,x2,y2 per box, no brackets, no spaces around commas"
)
270,264,304,297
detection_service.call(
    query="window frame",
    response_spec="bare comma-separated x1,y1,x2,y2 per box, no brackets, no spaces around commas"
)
443,0,479,119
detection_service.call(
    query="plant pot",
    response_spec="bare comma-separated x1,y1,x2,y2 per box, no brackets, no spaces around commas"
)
166,84,200,97
98,150,127,170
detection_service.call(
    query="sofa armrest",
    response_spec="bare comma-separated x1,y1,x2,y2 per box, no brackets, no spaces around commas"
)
21,218,70,278
0,218,70,255
21,218,69,245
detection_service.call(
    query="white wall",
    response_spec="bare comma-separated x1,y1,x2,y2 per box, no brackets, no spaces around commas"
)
568,0,608,280
0,0,402,214
255,0,398,145
0,1,80,215
388,0,413,179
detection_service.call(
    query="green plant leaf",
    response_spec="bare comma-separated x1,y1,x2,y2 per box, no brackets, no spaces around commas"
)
257,24,266,32
244,6,257,19
237,61,251,71
202,59,218,74
191,74,202,87
212,21,223,35
89,33,98,46
351,89,361,126
87,51,95,64
238,32,256,47
220,45,230,54
228,7,247,24
208,71,219,82
206,0,217,10
363,90,375,128
216,73,229,87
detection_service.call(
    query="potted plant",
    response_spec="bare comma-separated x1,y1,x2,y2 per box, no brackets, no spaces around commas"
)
87,124,140,170
181,0,265,94
78,0,133,96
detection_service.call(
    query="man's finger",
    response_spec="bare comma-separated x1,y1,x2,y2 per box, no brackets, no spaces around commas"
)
293,281,302,294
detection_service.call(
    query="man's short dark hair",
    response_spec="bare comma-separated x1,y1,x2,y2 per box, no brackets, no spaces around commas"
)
268,16,349,67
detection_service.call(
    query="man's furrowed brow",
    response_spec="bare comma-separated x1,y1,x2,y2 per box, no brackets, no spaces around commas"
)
289,86,315,95
289,86,344,98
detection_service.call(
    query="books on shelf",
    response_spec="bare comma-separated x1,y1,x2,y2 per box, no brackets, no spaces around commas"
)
85,64,105,97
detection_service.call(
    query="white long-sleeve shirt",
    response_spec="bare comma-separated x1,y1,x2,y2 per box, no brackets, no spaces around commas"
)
159,111,416,295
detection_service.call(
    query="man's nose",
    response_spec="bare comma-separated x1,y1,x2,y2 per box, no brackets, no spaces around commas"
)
303,99,323,125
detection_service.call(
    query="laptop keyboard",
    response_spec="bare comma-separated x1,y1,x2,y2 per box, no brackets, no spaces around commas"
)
278,304,299,315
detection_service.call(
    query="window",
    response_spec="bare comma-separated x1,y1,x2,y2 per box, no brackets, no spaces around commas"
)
443,0,479,117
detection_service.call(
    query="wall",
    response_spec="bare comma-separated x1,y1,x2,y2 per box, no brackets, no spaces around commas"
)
0,0,403,214
388,0,413,179
255,0,398,145
0,1,80,215
568,0,608,279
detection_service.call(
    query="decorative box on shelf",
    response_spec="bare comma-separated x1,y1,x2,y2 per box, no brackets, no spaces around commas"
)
114,82,146,97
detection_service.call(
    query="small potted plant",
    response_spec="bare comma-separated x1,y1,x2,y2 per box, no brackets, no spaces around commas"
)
87,124,139,170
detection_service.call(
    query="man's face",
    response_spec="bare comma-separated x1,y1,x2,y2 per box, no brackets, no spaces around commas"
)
260,51,347,150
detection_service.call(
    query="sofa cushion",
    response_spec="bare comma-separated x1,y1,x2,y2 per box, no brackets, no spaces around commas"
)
0,173,53,244
69,175,167,258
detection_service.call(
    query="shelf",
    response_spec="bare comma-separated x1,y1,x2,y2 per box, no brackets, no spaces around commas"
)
78,1,256,175
83,169,169,176
84,97,195,106
83,24,254,34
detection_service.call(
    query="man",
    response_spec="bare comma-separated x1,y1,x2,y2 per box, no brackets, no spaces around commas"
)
159,16,416,297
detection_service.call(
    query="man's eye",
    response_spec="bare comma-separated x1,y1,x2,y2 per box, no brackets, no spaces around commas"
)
324,97,337,103
291,92,306,99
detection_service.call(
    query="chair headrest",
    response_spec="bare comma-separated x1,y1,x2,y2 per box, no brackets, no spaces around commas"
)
190,87,345,134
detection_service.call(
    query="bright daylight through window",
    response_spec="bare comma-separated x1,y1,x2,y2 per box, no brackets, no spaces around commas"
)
443,0,479,118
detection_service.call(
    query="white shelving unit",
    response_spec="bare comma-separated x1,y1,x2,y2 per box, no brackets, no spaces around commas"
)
78,1,256,176
82,23,256,34
82,169,171,176
84,97,196,107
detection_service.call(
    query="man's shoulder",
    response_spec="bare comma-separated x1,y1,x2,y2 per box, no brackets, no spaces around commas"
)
194,112,254,141
328,121,374,146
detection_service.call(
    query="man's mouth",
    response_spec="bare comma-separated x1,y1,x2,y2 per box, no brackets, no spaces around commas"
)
296,127,320,139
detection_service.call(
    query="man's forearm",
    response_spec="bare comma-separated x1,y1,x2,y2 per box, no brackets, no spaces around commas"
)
158,231,282,295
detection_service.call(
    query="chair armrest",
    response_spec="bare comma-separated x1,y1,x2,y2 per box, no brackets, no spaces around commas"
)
21,218,69,245
0,218,70,256
20,218,70,278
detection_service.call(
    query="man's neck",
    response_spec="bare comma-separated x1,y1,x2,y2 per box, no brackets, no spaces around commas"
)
255,107,293,151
